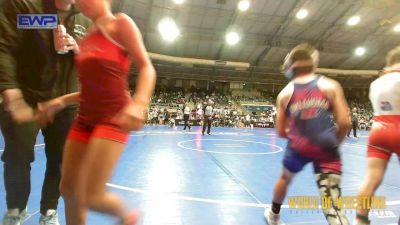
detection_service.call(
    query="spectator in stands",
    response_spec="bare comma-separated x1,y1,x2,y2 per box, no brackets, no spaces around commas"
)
245,114,251,128
151,109,158,125
168,115,176,129
158,109,164,125
250,116,256,129
163,109,170,125
359,117,366,130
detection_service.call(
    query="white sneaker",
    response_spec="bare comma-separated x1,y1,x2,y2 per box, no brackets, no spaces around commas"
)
2,208,27,225
263,207,284,225
39,210,60,225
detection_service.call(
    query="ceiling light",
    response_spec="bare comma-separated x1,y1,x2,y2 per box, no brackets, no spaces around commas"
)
394,24,400,32
355,46,366,56
347,16,360,26
172,0,184,4
238,0,250,11
158,18,180,42
296,9,308,20
226,31,240,46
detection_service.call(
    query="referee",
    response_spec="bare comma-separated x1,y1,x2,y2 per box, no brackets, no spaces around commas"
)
347,107,359,138
202,100,214,135
183,103,191,131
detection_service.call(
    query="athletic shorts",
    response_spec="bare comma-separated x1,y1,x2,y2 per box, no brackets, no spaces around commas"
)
67,118,129,144
283,148,342,174
368,120,400,161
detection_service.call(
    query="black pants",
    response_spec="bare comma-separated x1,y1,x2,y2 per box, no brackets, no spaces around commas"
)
202,116,212,134
347,121,358,137
183,114,191,130
0,106,75,214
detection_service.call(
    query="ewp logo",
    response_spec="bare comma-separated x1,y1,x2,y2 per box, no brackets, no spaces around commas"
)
17,14,58,29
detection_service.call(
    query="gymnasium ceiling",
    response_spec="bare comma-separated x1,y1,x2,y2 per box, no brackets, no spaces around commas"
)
114,0,400,87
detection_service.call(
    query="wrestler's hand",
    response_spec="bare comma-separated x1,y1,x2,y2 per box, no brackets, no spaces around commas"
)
115,100,148,132
2,89,36,123
37,98,66,127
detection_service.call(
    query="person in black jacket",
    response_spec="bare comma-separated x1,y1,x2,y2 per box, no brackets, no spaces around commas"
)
183,102,191,131
202,100,214,135
0,0,90,224
347,107,359,138
163,108,170,125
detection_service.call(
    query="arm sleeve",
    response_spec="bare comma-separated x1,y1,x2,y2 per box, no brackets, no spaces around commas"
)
0,0,23,92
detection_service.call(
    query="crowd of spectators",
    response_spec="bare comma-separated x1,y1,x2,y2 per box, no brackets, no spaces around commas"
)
348,100,374,130
147,88,276,128
147,89,375,130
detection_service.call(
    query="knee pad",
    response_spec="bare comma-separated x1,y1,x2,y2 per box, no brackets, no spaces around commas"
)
315,173,349,225
315,173,341,197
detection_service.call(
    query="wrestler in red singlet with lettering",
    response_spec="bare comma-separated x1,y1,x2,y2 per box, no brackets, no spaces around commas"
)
355,46,400,225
